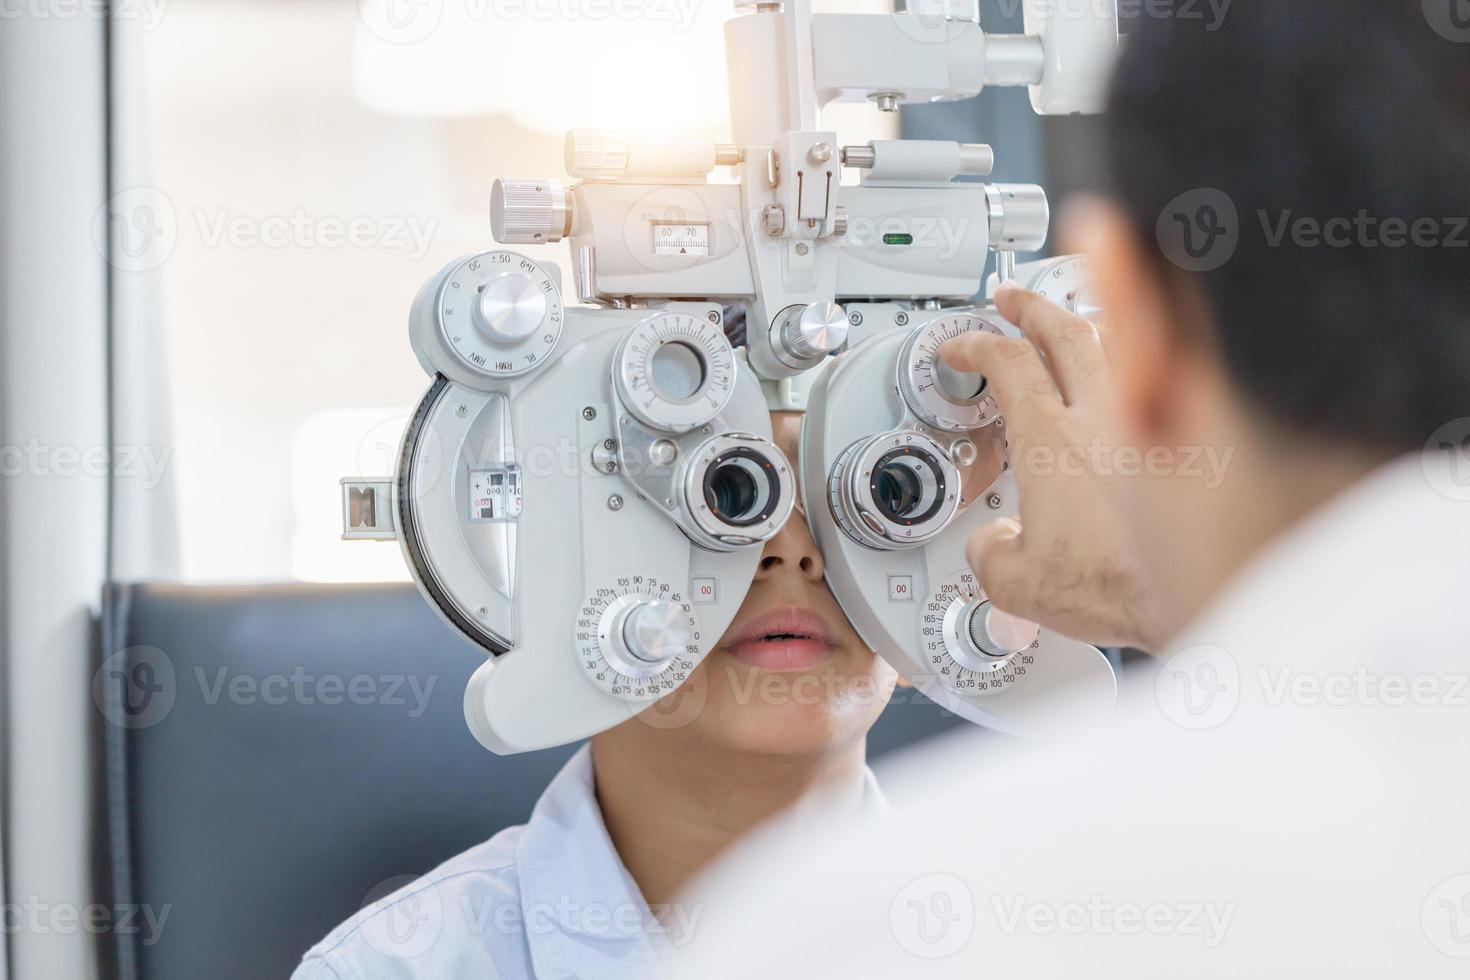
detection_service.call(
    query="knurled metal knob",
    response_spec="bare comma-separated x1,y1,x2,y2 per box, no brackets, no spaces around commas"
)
985,183,1050,253
965,599,1040,658
775,301,849,364
490,178,572,245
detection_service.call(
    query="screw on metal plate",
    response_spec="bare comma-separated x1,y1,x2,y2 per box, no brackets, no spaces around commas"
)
456,404,468,417
986,493,1003,509
582,407,597,421
608,494,624,510
895,311,909,326
707,310,721,324
849,311,863,326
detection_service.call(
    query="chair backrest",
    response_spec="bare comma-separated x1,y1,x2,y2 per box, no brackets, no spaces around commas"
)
97,582,964,980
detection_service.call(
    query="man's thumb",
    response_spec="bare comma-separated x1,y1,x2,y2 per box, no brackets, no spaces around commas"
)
965,518,1026,606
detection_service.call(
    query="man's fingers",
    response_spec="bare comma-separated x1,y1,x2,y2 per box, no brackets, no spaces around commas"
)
938,329,1062,432
965,518,1036,620
995,284,1110,406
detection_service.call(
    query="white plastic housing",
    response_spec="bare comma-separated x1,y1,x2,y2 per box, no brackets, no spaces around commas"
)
1024,0,1119,114
399,302,772,754
799,315,1117,735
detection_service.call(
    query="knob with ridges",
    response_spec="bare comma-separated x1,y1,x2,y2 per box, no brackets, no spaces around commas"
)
985,183,1050,253
772,301,849,368
965,600,1040,659
491,178,572,245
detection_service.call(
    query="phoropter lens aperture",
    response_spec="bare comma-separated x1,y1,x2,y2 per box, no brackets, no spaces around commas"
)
702,448,780,528
869,447,946,526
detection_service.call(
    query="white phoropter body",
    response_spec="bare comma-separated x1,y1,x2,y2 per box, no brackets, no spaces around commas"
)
390,251,790,753
340,0,1123,753
803,307,1115,735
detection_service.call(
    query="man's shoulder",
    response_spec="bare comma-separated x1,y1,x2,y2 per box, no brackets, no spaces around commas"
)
293,824,528,980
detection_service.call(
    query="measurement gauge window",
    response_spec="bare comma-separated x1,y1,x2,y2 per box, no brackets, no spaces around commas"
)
651,222,711,257
469,466,523,523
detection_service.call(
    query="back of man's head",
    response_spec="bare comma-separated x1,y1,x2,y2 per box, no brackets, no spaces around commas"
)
1106,1,1470,454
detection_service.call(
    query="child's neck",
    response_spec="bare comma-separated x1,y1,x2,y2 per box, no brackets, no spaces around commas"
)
589,726,869,912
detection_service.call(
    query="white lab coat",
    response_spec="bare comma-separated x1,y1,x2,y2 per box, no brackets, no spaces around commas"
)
675,452,1470,977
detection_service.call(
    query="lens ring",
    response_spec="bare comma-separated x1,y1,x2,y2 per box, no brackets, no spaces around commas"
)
869,447,947,526
829,430,962,549
702,447,780,528
683,432,796,549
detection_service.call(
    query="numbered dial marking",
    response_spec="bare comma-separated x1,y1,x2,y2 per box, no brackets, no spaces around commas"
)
576,575,701,701
437,251,563,379
1027,255,1100,322
897,314,1004,431
919,570,1040,697
614,312,735,433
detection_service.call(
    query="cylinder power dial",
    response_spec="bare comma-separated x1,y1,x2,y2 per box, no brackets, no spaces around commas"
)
920,569,1040,697
898,314,1004,431
614,311,735,433
577,575,700,701
435,250,563,379
1026,255,1101,323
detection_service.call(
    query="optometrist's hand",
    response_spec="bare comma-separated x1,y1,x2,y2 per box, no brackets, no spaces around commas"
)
939,286,1159,651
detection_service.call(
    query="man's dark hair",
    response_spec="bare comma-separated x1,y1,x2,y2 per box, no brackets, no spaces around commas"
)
1106,1,1470,453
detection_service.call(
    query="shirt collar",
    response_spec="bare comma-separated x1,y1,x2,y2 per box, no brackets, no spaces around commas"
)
515,745,666,980
514,745,887,979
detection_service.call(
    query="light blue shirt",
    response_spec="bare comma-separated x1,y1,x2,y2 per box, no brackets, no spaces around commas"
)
294,746,884,980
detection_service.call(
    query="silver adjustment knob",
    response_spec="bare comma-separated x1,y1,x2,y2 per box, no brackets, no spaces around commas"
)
985,183,1050,253
473,271,547,344
490,178,572,245
897,313,1003,431
614,600,693,667
773,301,849,367
964,600,1040,659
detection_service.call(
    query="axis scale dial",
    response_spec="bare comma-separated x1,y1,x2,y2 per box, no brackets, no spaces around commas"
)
897,314,1004,432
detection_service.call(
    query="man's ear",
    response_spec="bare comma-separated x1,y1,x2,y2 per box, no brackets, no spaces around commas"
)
1059,195,1198,446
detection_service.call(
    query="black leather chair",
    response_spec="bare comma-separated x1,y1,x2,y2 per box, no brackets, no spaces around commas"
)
96,582,965,980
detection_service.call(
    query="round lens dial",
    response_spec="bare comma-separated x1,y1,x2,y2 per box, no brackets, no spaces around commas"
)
614,312,735,433
682,432,795,548
828,430,961,550
898,314,1004,431
919,569,1039,697
577,575,700,701
1026,255,1100,322
436,250,563,379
